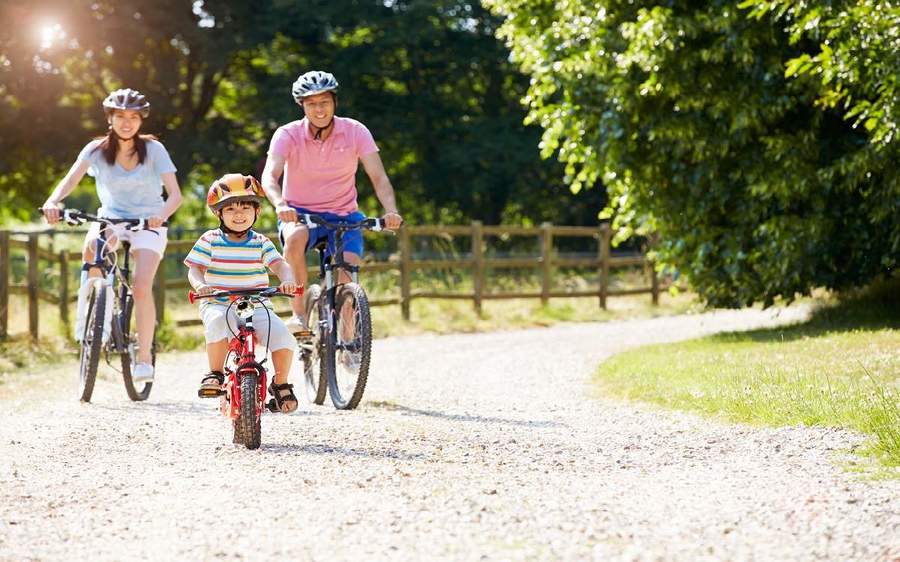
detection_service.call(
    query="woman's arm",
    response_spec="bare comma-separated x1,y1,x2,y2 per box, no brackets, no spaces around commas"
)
41,159,91,224
157,171,183,225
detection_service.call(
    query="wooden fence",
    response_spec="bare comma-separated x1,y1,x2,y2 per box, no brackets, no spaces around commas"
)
0,222,662,339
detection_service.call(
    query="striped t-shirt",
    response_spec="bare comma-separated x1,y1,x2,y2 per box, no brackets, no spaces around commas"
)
184,229,284,303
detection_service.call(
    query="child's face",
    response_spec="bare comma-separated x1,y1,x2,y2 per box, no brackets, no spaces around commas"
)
220,201,259,231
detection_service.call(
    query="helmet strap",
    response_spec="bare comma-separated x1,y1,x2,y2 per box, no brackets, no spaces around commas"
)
310,117,334,141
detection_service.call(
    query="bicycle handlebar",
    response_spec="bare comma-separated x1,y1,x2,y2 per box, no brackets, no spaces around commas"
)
188,286,303,304
38,208,169,230
293,213,392,232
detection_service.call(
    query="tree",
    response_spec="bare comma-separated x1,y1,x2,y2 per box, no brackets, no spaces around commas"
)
223,0,587,226
0,0,300,222
1,0,598,229
486,0,899,306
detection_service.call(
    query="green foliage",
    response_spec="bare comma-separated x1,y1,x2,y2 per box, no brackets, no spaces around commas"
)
486,0,900,306
1,0,603,229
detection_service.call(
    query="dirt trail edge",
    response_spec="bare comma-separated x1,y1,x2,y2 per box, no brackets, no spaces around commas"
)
1,306,897,562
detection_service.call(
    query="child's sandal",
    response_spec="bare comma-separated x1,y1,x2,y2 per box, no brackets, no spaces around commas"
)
269,382,298,414
198,371,225,398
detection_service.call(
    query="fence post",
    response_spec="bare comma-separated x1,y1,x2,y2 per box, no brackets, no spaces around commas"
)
154,256,166,325
59,250,69,328
472,221,484,314
649,232,660,306
0,231,8,340
540,222,553,305
27,233,39,340
399,226,411,321
599,224,611,309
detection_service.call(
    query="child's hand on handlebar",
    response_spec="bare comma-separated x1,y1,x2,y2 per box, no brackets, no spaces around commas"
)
278,281,298,295
147,215,165,229
195,284,218,296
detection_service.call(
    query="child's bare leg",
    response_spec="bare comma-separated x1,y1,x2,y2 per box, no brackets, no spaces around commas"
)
271,348,293,385
207,339,228,372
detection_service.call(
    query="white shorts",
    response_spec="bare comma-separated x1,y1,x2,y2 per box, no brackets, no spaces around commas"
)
86,222,168,257
199,302,296,352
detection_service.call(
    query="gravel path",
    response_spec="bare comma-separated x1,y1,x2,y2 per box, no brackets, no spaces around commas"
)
0,307,897,561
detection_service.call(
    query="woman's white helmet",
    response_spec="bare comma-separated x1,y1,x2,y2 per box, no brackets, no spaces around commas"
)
291,71,339,102
102,88,150,118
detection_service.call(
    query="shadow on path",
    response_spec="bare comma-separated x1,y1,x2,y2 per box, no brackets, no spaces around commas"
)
366,401,565,429
261,441,426,461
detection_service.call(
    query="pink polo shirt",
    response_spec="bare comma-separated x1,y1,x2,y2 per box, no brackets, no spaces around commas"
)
267,116,379,215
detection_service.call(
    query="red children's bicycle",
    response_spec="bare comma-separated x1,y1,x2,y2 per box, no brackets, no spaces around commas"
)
188,286,300,449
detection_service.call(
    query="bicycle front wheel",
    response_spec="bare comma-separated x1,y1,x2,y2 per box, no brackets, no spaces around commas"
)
118,296,155,401
236,373,262,450
78,281,105,403
301,284,327,405
326,283,372,410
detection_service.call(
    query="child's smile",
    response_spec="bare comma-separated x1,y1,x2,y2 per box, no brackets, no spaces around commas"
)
220,202,258,235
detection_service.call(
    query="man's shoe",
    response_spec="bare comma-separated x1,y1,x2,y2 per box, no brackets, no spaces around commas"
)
286,314,306,332
132,362,155,384
286,314,314,338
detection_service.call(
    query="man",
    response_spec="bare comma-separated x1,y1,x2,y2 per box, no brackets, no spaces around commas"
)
260,70,403,333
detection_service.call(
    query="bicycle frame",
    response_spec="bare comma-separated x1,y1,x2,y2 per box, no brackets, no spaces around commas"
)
219,297,268,421
87,230,131,354
64,209,167,355
188,287,299,428
302,215,384,328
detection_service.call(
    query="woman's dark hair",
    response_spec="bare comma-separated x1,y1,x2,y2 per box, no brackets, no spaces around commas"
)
92,130,158,166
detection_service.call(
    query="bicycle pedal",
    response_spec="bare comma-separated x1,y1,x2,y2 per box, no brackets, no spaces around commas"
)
293,329,314,339
198,388,225,398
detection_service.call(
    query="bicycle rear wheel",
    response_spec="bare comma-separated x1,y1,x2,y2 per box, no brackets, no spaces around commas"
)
119,296,154,401
78,281,105,403
235,373,262,449
301,284,327,405
326,283,372,410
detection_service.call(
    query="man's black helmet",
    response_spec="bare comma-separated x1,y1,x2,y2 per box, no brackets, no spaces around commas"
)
291,71,339,103
102,88,150,118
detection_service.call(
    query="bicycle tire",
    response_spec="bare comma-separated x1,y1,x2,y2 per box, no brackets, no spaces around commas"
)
119,296,154,401
236,373,261,449
302,284,327,405
78,281,105,403
327,283,372,410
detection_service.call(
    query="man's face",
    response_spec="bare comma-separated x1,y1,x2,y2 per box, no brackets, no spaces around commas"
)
301,92,336,129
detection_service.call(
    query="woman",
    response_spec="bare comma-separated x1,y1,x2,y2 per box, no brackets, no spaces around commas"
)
41,88,182,384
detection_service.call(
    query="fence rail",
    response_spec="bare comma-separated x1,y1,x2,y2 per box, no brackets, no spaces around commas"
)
0,222,663,339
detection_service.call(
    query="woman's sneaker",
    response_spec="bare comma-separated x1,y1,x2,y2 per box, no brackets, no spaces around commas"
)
132,362,155,384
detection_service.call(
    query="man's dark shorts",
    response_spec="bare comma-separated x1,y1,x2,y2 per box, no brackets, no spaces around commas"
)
277,205,365,258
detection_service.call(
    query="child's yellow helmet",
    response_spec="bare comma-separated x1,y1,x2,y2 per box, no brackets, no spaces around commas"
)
206,174,266,213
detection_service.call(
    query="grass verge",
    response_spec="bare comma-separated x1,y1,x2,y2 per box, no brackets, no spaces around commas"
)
594,279,900,469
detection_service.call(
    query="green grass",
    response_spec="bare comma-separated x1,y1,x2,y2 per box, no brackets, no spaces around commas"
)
594,279,900,469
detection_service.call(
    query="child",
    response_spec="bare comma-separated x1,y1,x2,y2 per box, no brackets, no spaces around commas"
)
184,173,299,413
